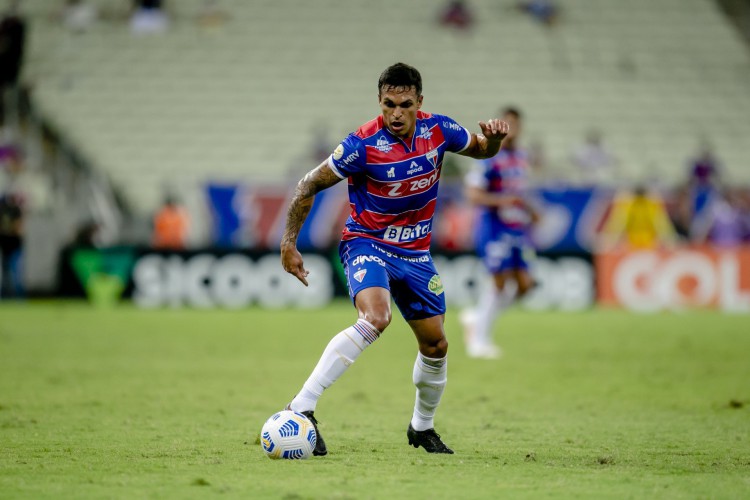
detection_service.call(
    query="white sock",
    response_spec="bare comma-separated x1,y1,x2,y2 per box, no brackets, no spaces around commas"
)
410,353,447,432
289,319,380,413
474,283,514,347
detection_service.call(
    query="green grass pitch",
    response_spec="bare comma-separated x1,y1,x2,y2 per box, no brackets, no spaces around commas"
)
1,301,748,499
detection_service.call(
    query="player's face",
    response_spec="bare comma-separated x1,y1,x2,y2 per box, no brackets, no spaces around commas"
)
379,86,423,139
503,112,521,141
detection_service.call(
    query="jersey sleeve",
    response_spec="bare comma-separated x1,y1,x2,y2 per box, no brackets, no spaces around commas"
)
435,114,472,153
327,134,366,179
465,159,490,189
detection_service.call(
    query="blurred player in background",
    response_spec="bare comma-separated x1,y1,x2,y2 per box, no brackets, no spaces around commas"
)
598,184,677,250
280,63,509,455
461,107,539,359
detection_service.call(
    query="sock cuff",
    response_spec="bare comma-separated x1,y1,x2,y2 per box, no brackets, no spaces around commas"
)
417,352,447,371
353,319,380,345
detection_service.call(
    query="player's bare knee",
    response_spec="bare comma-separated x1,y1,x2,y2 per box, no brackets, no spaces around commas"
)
362,310,391,333
421,337,448,358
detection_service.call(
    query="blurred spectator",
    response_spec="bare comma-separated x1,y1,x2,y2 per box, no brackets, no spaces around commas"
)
72,218,102,247
0,144,25,298
0,0,25,126
438,0,474,32
687,142,721,189
434,197,473,251
599,185,677,250
686,142,722,225
59,0,98,33
287,124,334,181
130,0,169,36
691,188,746,247
740,189,750,241
152,195,190,249
0,191,22,297
196,0,228,31
526,138,548,184
517,0,559,27
666,183,693,239
310,123,333,164
571,129,618,185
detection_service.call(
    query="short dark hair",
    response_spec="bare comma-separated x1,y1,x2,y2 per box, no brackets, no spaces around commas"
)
502,107,522,119
378,63,422,96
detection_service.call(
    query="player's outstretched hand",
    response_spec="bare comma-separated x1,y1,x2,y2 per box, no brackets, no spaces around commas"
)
281,244,309,286
478,119,510,142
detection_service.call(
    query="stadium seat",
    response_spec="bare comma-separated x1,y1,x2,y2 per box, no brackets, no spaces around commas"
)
18,0,750,222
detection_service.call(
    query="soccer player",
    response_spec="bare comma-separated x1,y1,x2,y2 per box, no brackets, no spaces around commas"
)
280,63,509,455
460,107,539,359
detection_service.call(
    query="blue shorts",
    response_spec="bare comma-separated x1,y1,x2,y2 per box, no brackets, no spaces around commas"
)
339,238,446,321
477,230,533,275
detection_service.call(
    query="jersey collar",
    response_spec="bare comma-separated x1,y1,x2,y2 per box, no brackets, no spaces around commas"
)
380,116,418,153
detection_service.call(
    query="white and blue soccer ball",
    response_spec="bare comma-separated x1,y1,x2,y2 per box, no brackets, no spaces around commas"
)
260,410,317,460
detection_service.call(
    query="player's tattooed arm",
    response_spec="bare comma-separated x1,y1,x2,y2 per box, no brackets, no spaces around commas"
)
281,162,342,286
282,162,342,246
460,119,510,159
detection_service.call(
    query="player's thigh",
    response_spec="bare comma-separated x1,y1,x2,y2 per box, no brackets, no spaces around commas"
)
341,242,393,330
342,245,390,301
389,257,446,322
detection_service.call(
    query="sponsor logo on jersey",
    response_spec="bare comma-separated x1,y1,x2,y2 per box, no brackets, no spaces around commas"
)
380,170,439,197
407,161,423,175
426,149,438,168
370,243,430,262
387,166,395,178
342,150,360,165
351,255,385,267
418,123,433,140
376,135,392,152
443,121,462,131
383,221,431,243
333,144,344,160
353,269,367,283
428,275,444,295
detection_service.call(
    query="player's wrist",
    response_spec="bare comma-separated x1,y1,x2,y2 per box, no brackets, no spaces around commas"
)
280,237,298,251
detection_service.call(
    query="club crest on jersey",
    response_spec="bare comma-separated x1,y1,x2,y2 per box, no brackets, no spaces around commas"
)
428,275,444,295
353,269,367,283
426,149,438,168
418,123,433,140
376,135,392,153
333,144,344,160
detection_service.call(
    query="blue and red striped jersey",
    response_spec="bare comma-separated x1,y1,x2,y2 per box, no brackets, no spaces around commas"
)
465,147,532,232
328,111,471,254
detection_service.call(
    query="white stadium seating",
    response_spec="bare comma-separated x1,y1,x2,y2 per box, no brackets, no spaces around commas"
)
18,0,750,214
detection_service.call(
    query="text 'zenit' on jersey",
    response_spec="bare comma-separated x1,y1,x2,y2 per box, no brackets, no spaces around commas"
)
328,111,471,255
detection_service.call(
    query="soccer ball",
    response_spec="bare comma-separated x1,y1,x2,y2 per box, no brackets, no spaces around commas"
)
260,410,317,460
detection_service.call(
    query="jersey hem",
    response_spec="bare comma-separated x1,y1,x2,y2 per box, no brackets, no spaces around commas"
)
456,129,472,153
